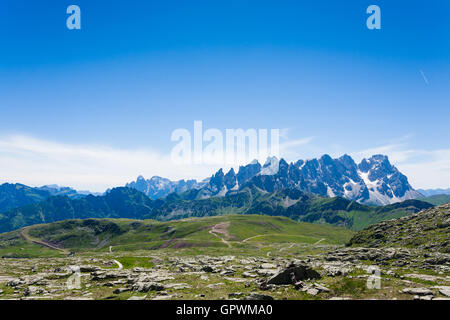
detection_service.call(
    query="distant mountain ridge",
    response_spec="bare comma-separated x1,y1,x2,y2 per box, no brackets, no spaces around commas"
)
0,187,153,233
0,186,433,233
0,183,101,214
417,188,450,197
38,184,102,199
125,176,205,200
127,154,422,205
0,183,51,213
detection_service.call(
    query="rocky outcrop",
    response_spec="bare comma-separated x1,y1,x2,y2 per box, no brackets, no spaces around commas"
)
267,262,321,285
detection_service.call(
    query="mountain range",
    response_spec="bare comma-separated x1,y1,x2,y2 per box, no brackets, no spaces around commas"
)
0,153,447,235
0,185,433,233
417,188,450,197
0,183,101,213
127,154,422,206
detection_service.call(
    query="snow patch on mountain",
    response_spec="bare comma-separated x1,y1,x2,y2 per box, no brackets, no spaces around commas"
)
260,156,279,175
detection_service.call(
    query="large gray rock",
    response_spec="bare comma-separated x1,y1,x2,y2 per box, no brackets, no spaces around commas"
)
131,282,165,293
113,288,130,294
438,288,450,297
91,271,129,281
24,286,44,296
402,288,433,296
79,265,101,272
306,288,319,296
267,264,320,285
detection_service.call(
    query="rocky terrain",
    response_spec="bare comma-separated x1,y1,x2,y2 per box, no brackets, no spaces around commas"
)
0,205,448,300
348,203,450,253
0,245,448,300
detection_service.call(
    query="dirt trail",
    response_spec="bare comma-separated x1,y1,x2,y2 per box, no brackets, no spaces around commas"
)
209,222,232,248
313,238,326,245
279,243,296,252
242,234,326,244
20,227,69,254
241,233,281,242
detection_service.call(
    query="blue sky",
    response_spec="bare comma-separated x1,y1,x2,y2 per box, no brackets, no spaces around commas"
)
0,0,449,191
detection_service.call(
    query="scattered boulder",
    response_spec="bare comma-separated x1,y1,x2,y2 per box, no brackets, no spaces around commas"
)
267,263,320,285
242,272,257,278
131,282,165,293
437,287,450,297
24,286,44,296
79,265,101,273
314,284,331,293
260,263,277,269
113,288,130,294
220,270,235,276
402,288,433,296
201,266,214,273
6,279,22,288
306,288,319,296
228,292,243,298
91,271,129,281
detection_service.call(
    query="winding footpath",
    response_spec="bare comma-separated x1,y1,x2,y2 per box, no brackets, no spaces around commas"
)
209,229,232,248
113,259,123,270
20,227,69,254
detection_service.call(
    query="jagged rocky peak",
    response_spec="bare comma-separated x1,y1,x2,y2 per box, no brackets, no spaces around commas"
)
207,167,239,195
356,154,421,205
209,168,224,193
125,154,421,205
239,154,420,205
260,156,280,175
237,160,261,185
294,159,305,168
126,175,203,199
224,168,238,190
358,154,393,175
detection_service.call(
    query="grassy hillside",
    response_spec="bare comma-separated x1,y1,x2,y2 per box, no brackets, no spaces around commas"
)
0,215,354,256
348,203,450,253
418,194,450,206
150,187,433,231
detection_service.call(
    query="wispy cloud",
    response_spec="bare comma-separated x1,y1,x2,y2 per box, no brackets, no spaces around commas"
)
0,135,221,192
279,136,315,156
0,134,316,192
